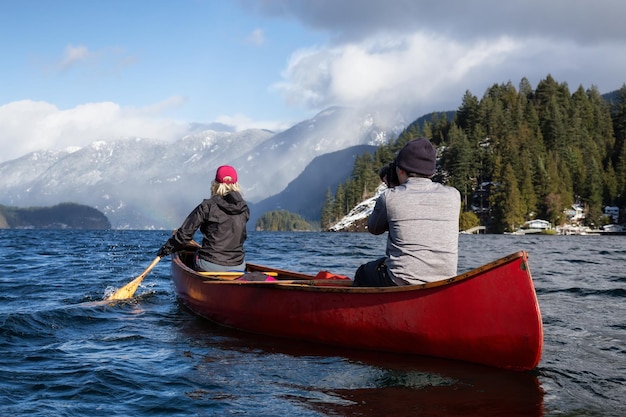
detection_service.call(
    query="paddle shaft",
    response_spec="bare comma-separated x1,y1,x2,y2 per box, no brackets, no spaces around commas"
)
106,256,162,300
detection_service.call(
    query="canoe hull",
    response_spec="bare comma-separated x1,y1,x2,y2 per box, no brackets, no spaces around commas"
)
170,251,543,371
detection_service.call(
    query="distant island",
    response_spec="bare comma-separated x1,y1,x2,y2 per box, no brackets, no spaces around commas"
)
254,210,314,231
0,202,111,229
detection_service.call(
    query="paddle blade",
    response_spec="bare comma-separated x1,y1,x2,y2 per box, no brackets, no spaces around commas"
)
106,256,161,300
107,275,145,300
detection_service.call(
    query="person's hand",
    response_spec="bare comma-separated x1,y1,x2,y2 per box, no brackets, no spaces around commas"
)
157,245,172,258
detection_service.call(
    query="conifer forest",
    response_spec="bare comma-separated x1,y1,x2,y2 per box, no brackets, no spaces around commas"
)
321,76,626,233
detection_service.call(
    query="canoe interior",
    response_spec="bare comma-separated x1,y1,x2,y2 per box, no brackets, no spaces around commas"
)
177,249,353,286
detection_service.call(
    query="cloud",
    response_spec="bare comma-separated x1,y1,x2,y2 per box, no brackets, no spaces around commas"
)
0,97,289,163
58,44,92,71
244,0,626,44
129,96,189,116
4,0,625,165
0,100,190,163
215,113,290,132
50,43,136,75
260,0,626,119
245,28,265,46
274,32,523,112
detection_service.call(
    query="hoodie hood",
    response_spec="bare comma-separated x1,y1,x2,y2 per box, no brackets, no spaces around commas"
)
215,191,248,216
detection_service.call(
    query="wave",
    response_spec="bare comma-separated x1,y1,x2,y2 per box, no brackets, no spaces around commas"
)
538,287,626,298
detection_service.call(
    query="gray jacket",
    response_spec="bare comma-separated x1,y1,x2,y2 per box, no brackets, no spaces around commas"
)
368,177,461,284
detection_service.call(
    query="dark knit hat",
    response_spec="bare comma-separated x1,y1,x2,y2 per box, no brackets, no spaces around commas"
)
395,138,436,177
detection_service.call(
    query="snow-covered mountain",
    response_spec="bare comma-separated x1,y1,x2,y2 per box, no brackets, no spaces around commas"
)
248,144,378,227
0,107,405,229
0,131,273,229
230,106,401,200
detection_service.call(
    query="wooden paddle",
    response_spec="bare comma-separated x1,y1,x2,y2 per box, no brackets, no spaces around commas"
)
106,256,162,300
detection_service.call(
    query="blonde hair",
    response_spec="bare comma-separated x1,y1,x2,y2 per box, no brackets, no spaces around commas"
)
211,181,241,196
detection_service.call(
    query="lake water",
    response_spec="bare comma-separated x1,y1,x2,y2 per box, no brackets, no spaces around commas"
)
1,230,624,416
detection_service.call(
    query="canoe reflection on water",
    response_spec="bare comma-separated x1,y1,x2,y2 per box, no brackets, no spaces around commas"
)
306,355,545,417
175,315,544,417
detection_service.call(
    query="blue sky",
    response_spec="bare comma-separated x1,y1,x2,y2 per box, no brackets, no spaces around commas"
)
2,0,626,162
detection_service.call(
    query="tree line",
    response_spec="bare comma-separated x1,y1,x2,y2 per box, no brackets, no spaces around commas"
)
0,202,111,229
255,210,313,231
321,75,626,233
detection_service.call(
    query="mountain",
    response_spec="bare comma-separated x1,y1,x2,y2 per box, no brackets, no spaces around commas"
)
249,144,378,226
0,150,70,191
229,106,402,201
0,131,273,229
0,107,405,229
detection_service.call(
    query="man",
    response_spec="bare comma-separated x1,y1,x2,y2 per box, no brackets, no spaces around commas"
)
354,138,461,286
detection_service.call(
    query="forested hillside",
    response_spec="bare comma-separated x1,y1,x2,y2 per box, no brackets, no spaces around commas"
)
0,203,111,229
255,210,313,231
322,75,626,233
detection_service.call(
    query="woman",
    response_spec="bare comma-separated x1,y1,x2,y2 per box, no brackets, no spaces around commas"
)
157,165,250,272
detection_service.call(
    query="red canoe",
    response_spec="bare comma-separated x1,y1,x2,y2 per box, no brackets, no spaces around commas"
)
170,249,543,371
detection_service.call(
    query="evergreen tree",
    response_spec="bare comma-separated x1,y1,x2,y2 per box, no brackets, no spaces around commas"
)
519,148,537,218
611,85,626,206
603,162,618,205
455,91,481,134
430,112,451,146
518,77,533,98
441,125,474,208
351,152,379,200
584,156,604,227
498,163,525,232
538,152,565,220
422,121,433,140
396,122,420,148
541,95,567,153
320,188,334,229
488,155,505,233
587,85,615,160
616,139,626,207
333,183,346,222
374,145,395,167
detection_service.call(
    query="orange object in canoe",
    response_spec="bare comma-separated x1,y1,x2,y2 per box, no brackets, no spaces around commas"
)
170,250,543,371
